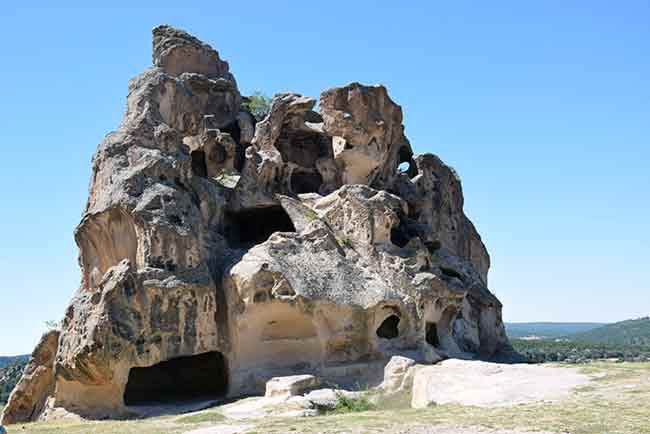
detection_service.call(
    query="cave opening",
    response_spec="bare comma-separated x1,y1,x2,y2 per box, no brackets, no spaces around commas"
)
425,322,440,347
219,122,249,172
390,212,421,248
225,206,296,247
291,170,323,195
191,150,208,177
277,130,328,168
376,315,400,339
220,121,241,145
397,146,418,178
123,351,228,406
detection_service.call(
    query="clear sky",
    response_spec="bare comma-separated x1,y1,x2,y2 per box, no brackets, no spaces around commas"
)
1,1,648,356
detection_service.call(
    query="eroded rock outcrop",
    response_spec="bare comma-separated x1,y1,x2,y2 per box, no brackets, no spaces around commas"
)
2,25,516,424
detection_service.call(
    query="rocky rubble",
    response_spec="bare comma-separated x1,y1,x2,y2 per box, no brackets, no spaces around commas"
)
2,25,517,424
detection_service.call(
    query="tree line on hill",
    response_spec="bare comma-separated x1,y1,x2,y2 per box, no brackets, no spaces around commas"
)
0,359,27,403
509,317,650,363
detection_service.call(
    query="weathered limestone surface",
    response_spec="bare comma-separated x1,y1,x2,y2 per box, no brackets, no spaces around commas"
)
379,356,417,395
1,330,59,425
2,25,517,424
411,359,590,408
264,375,320,398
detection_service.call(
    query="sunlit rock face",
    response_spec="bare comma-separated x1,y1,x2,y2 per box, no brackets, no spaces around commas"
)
1,25,516,424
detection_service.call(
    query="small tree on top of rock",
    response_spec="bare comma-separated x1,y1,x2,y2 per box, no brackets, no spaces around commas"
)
242,91,271,121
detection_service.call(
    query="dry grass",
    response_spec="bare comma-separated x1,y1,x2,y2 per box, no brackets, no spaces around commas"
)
9,362,650,434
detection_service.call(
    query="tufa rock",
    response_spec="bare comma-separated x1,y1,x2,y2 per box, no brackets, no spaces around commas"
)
264,375,320,398
1,25,518,424
1,330,59,425
410,359,590,408
378,355,417,395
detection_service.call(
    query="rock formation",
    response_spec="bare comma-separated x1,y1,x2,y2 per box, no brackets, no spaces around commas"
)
2,25,516,424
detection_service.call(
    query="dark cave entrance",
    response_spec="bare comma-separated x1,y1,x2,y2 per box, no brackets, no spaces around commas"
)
291,170,323,195
225,205,296,247
123,352,228,406
376,315,401,339
191,150,208,177
277,130,328,168
425,322,440,347
390,211,420,248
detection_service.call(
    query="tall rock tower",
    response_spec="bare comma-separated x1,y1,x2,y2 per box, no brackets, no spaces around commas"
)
2,25,515,424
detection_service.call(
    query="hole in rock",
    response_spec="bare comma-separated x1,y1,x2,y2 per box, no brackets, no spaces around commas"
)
390,214,420,248
123,351,228,405
291,170,323,195
220,121,241,145
376,315,400,339
425,322,440,347
304,110,324,123
219,122,249,172
397,146,418,178
191,150,208,177
225,206,295,247
278,130,329,168
390,224,411,248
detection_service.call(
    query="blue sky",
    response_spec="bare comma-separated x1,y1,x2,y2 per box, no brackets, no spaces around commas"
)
1,1,648,356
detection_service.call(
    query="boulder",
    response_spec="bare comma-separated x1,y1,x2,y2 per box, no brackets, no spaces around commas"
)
411,359,590,408
303,388,362,411
264,375,320,398
378,356,416,394
1,330,59,425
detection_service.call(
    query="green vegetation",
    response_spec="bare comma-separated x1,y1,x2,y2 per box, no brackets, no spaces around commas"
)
512,338,650,363
0,359,26,403
509,317,650,363
567,316,650,346
242,91,272,121
0,355,28,369
330,392,375,413
303,208,318,222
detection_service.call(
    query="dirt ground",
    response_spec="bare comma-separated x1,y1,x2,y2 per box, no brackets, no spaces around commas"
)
6,362,650,434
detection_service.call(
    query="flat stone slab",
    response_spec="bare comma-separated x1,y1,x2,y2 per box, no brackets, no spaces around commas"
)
264,374,320,398
412,359,590,408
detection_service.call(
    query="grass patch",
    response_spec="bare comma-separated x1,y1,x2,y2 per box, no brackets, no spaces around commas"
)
329,392,375,414
175,410,225,424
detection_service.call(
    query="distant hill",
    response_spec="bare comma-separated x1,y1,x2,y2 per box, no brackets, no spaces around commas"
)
0,355,29,369
566,317,650,346
506,322,605,339
0,357,28,403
